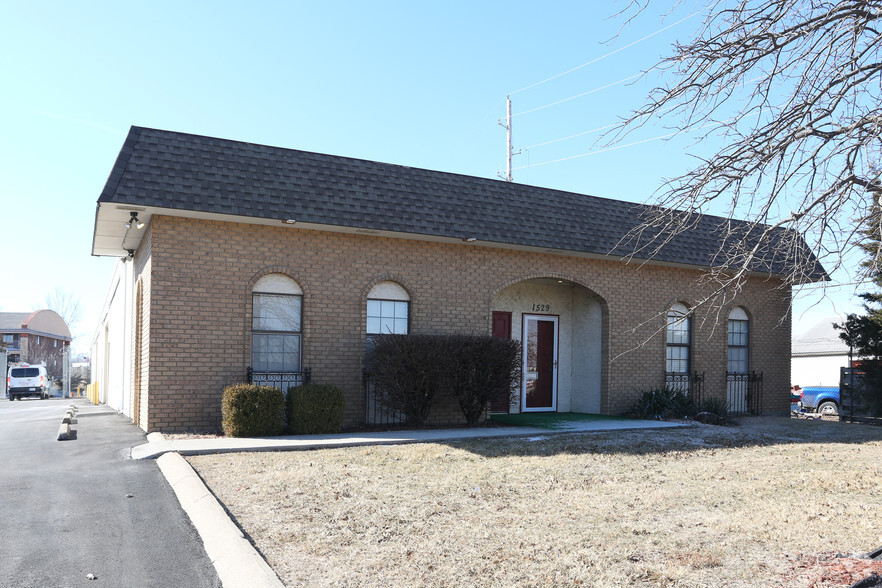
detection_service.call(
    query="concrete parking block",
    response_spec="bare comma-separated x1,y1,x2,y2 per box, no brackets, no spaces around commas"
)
57,423,71,441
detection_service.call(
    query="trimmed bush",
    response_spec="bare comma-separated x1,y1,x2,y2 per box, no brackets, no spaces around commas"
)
629,387,696,420
221,384,285,437
287,384,345,434
366,333,445,426
367,333,522,427
443,335,521,426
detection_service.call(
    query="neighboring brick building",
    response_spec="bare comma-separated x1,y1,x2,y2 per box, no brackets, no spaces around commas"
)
1,310,72,381
90,127,825,433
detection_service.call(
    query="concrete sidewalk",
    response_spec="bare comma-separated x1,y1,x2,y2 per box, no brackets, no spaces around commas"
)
132,417,686,460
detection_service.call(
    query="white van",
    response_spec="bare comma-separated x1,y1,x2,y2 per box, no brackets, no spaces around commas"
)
7,364,50,400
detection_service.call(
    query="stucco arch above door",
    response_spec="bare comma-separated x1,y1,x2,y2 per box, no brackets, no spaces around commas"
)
490,276,607,415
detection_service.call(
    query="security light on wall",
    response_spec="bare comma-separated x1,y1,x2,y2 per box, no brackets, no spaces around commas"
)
124,212,145,229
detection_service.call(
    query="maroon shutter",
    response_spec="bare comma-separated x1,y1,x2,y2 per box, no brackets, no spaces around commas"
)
490,312,512,412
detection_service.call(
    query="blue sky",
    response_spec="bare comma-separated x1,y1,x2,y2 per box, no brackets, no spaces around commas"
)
0,1,862,351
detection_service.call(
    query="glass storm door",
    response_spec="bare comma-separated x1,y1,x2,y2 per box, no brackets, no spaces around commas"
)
522,315,558,411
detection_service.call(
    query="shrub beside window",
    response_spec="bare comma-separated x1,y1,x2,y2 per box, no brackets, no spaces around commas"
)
629,387,695,420
443,335,521,425
366,333,443,426
366,333,522,426
287,384,345,434
221,384,285,437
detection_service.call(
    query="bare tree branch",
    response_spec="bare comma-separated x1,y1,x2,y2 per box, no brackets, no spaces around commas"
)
608,0,882,312
44,287,81,330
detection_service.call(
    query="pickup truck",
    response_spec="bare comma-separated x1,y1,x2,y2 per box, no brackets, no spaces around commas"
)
799,386,839,416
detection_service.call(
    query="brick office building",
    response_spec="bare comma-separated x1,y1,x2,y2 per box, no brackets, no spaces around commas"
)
90,127,824,433
1,310,72,381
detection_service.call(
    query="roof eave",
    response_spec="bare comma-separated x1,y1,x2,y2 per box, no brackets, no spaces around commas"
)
93,205,805,281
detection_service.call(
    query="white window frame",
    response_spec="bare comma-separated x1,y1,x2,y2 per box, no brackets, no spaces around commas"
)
366,281,410,337
251,275,303,373
727,307,749,374
665,303,690,374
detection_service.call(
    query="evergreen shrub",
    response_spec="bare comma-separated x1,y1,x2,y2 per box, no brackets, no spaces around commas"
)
221,383,285,437
629,387,696,420
287,384,345,434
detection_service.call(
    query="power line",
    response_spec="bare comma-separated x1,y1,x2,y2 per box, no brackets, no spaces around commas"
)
454,97,507,152
499,11,703,180
512,107,763,171
512,130,681,170
512,74,642,118
522,123,619,150
508,10,702,96
520,104,683,151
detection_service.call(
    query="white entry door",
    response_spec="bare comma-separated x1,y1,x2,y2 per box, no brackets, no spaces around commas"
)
522,315,559,411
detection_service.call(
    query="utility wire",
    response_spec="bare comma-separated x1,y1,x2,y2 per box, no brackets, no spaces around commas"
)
512,74,642,118
512,130,681,170
455,97,508,152
521,104,684,151
515,103,764,169
523,123,619,150
508,10,702,96
513,113,735,170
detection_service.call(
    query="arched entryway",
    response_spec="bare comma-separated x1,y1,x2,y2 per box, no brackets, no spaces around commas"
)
491,277,606,414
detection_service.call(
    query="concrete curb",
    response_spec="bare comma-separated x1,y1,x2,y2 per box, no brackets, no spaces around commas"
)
157,452,284,588
146,432,165,443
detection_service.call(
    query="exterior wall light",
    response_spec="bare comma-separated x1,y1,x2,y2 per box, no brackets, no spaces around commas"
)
124,212,145,229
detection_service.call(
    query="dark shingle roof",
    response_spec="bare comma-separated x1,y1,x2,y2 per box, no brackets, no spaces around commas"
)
96,126,826,279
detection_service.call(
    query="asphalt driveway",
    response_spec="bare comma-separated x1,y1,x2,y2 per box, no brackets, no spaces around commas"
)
0,398,219,588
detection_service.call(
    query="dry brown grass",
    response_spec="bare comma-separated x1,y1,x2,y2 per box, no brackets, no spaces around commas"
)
187,417,882,587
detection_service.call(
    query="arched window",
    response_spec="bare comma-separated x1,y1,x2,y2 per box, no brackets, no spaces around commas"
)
251,274,302,372
727,307,749,374
365,281,410,426
366,281,409,336
665,302,691,375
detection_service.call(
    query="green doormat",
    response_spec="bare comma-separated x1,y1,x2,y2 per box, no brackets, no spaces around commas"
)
489,412,626,430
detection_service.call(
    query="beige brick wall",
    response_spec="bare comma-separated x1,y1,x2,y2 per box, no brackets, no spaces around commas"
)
132,215,792,432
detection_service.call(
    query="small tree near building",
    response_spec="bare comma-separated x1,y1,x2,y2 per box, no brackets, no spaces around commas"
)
836,208,882,416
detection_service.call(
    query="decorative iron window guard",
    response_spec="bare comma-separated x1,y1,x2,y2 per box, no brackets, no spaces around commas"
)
726,371,763,415
362,369,406,426
664,371,704,405
246,367,311,393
